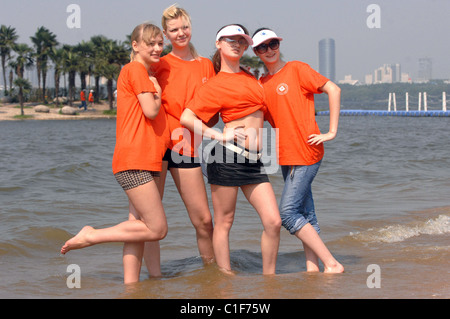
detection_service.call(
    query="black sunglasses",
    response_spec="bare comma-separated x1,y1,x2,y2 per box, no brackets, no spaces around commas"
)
255,39,280,54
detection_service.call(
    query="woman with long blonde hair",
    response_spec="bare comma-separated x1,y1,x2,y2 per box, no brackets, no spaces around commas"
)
61,23,170,284
144,4,216,276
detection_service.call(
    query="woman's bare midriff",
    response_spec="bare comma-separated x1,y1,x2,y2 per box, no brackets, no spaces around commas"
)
224,110,264,151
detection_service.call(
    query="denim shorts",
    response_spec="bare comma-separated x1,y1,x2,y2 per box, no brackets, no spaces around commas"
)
279,161,322,235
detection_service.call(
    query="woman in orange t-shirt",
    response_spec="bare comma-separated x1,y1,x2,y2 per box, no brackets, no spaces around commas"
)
144,5,215,275
61,24,170,284
181,24,281,275
253,28,343,273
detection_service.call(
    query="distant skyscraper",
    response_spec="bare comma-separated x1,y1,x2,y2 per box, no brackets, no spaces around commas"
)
319,38,336,82
391,64,401,83
418,57,432,82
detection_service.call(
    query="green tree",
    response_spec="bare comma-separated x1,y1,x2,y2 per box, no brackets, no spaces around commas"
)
98,39,128,109
0,25,18,96
74,41,94,91
10,43,33,113
240,54,265,78
161,44,172,57
30,26,58,103
50,47,66,107
14,77,31,115
10,43,33,79
61,44,79,106
90,35,110,103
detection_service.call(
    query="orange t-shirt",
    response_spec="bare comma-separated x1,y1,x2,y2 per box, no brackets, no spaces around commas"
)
260,61,329,166
88,92,94,102
187,71,266,124
152,54,215,157
80,91,86,101
112,61,169,174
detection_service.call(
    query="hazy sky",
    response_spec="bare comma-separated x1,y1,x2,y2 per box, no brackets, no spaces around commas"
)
1,0,449,81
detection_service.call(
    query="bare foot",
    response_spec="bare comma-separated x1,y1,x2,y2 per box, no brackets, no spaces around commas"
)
306,268,320,273
60,226,95,254
218,267,236,276
324,262,345,274
306,262,320,272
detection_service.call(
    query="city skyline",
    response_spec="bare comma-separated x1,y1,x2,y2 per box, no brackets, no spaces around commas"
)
1,0,450,83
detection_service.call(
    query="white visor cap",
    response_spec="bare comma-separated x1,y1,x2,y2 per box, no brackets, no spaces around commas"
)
216,25,253,46
252,29,283,48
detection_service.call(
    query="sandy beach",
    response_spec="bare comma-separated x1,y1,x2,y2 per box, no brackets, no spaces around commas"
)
0,102,116,121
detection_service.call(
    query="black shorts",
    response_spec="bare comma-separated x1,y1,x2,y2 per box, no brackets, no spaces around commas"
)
206,143,269,187
163,149,201,169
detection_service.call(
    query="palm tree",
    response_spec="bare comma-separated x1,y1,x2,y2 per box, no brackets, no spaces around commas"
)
98,39,128,109
0,25,18,96
10,43,33,114
14,77,31,115
74,41,94,92
31,26,58,103
50,47,65,107
90,35,110,103
11,43,33,79
61,44,79,106
240,54,265,78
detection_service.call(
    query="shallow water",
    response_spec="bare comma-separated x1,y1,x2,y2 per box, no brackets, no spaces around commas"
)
0,116,449,299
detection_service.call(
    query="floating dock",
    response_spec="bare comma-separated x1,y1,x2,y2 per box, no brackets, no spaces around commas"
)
316,110,450,117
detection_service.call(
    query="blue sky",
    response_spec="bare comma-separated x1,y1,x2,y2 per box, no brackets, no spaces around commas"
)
1,0,450,81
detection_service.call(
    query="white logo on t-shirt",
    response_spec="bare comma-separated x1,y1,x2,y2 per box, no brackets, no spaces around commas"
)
276,83,289,95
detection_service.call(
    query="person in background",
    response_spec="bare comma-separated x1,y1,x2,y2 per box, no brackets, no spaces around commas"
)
181,24,281,275
79,89,87,110
88,90,94,107
142,4,216,277
61,23,170,284
252,28,344,273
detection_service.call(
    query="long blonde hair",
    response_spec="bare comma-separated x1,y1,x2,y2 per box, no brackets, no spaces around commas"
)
161,4,199,59
129,23,163,61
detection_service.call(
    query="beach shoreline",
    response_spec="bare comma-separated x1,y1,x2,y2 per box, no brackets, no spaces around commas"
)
0,102,116,121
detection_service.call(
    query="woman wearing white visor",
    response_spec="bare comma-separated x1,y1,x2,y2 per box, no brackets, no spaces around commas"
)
181,24,281,275
253,28,344,273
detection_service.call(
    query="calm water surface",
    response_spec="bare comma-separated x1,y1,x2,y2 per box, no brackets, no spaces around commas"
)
0,116,449,299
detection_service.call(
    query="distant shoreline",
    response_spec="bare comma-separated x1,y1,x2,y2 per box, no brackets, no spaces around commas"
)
0,102,116,121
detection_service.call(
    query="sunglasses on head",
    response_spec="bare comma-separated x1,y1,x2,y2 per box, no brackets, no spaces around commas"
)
255,39,280,54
